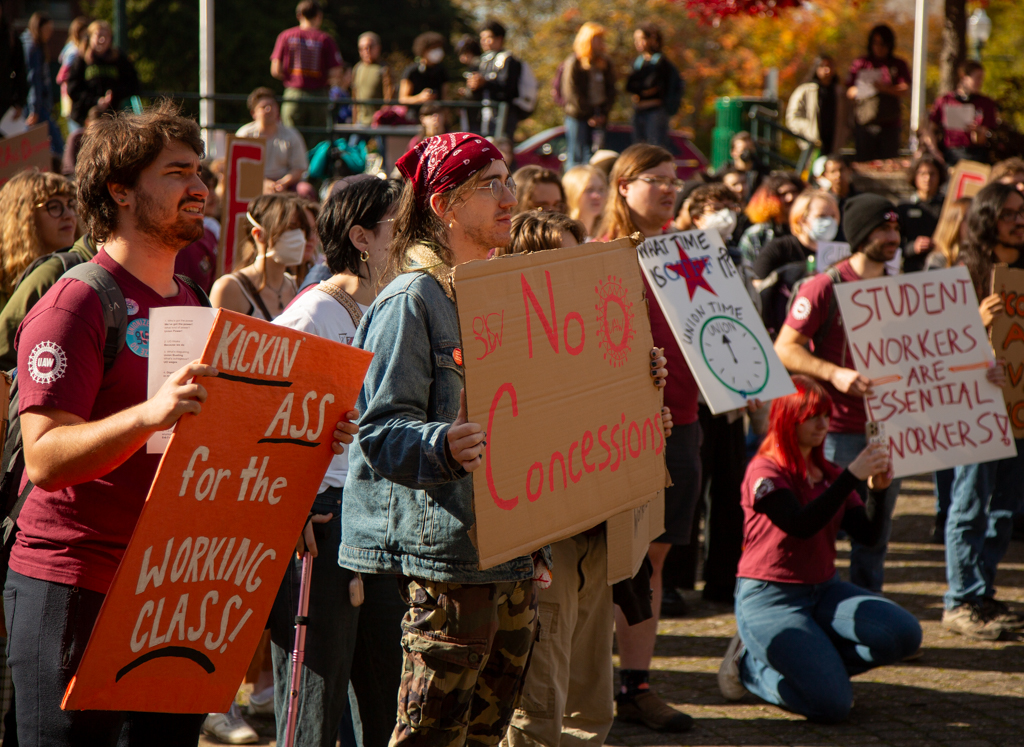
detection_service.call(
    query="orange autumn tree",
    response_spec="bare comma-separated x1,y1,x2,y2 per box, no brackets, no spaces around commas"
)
455,0,916,155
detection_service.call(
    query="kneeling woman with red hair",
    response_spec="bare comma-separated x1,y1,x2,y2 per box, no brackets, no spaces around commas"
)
718,375,921,722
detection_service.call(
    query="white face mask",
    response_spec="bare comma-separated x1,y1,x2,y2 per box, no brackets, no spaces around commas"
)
702,208,738,241
817,177,832,192
425,48,444,65
807,216,839,242
266,228,307,266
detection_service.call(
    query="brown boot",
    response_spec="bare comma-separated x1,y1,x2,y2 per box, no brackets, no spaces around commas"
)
615,690,694,732
942,603,1007,641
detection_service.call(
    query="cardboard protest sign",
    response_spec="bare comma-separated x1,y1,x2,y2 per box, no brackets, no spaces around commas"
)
454,239,666,570
944,160,991,207
817,241,901,275
606,493,664,585
991,265,1024,438
0,124,50,187
63,309,372,713
218,136,266,276
834,266,1016,478
932,161,991,261
636,229,795,414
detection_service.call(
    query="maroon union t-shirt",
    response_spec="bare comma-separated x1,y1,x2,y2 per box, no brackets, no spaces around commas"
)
783,259,866,434
271,27,343,91
11,249,201,594
644,275,699,426
737,455,863,585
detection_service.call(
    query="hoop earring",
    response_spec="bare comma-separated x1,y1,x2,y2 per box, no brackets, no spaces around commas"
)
360,250,369,262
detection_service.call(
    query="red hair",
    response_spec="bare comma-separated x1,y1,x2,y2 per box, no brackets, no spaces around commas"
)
757,375,842,492
744,188,785,225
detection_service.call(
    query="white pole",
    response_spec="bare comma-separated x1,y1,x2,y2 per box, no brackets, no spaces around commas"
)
200,0,215,147
909,0,929,147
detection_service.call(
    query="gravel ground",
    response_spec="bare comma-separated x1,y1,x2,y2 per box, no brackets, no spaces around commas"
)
202,476,1024,747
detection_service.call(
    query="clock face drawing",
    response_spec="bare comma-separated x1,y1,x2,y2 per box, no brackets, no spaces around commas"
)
698,316,769,396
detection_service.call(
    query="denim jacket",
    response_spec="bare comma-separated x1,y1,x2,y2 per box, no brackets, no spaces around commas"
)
339,251,534,584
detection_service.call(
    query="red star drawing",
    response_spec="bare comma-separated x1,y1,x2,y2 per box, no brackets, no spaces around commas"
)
666,241,717,301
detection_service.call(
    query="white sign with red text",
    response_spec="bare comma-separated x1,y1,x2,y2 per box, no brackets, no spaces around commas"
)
834,266,1016,478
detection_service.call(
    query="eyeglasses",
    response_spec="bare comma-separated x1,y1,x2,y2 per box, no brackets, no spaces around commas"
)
476,175,517,201
377,218,395,224
633,175,684,191
35,198,77,218
999,208,1024,223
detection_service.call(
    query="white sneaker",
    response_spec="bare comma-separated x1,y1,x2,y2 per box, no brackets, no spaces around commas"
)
246,685,275,717
202,707,259,744
718,634,747,701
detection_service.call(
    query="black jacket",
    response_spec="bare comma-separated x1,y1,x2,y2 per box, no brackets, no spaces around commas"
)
0,23,27,116
66,51,139,124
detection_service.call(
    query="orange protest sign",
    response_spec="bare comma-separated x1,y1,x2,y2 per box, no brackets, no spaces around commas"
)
62,309,372,713
992,265,1024,438
0,124,50,187
454,239,666,571
217,136,266,276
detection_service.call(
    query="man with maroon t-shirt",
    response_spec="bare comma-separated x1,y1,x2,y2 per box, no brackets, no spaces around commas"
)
5,103,214,745
271,0,345,130
773,194,902,592
5,101,362,746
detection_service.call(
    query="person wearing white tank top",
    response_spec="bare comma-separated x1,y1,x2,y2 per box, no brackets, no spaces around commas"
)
266,177,405,747
209,193,306,320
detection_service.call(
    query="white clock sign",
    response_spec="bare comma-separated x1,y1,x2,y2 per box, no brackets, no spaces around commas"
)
636,229,795,413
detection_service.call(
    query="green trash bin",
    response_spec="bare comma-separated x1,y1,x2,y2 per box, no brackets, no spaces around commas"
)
711,96,775,172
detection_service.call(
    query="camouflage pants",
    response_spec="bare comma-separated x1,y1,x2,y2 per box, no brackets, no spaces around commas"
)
390,577,539,747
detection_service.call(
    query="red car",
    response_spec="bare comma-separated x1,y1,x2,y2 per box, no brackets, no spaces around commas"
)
513,123,708,179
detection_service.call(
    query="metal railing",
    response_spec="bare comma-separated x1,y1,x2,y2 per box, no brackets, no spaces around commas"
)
747,105,817,175
140,90,503,142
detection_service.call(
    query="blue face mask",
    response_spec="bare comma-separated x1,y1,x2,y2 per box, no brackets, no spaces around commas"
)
808,216,839,242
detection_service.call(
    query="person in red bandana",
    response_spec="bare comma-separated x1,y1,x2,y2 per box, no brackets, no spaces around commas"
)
339,133,535,747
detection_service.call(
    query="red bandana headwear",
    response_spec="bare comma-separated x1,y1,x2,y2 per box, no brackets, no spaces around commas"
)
396,132,502,207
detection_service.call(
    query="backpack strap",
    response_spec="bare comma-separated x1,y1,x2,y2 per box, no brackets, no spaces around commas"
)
11,250,86,296
176,274,213,308
62,263,127,370
316,281,364,329
2,264,127,538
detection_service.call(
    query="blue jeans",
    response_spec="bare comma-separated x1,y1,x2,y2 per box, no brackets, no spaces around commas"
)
632,107,669,148
823,432,900,591
944,441,1024,610
735,575,921,723
270,489,359,747
564,116,594,170
4,570,205,745
41,113,65,157
345,572,406,747
934,468,954,531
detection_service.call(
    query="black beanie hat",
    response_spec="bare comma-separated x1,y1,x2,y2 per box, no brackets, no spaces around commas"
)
842,193,899,253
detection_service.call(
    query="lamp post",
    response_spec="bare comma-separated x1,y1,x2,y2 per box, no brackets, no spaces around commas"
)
967,8,992,61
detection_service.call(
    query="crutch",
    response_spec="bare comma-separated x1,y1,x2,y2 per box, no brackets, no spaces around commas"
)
283,550,313,747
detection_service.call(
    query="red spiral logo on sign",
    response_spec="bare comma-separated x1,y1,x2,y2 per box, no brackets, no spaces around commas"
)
595,275,635,367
